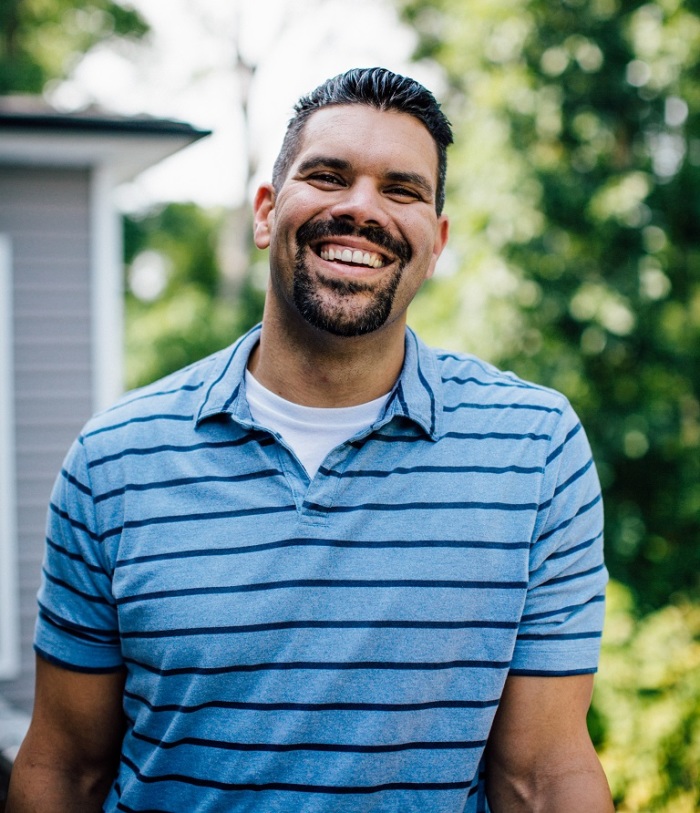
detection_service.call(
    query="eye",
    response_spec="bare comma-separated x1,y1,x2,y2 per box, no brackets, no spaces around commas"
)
307,172,345,187
385,185,423,202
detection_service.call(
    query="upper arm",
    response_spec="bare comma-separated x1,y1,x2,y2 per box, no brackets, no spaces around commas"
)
24,654,126,767
486,674,613,811
8,654,126,811
488,673,594,768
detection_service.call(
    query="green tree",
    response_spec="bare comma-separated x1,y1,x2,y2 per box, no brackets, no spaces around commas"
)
398,2,700,806
0,0,148,94
593,582,700,811
401,0,700,613
123,203,265,389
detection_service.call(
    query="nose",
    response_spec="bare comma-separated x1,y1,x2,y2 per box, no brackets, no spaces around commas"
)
328,178,390,228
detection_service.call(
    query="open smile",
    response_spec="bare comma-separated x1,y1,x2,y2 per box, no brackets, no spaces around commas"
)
296,219,410,273
317,242,387,269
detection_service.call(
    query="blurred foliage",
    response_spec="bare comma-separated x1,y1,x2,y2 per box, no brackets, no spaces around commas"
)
0,0,148,94
400,0,700,613
123,203,265,390
397,2,700,806
592,581,700,811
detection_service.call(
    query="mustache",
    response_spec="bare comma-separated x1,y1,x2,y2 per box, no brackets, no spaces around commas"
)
295,219,412,265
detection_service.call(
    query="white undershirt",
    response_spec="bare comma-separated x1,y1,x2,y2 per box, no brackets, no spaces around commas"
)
245,370,390,478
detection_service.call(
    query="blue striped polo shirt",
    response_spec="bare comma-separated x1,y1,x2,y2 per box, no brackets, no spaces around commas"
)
35,324,608,813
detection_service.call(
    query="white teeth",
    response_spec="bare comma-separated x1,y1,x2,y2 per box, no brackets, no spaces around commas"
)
319,246,384,268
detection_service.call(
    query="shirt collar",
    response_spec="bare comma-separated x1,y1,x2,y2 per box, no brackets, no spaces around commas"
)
195,324,444,440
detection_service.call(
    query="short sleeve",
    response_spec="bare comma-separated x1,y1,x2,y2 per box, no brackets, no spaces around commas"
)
510,401,608,676
34,436,123,673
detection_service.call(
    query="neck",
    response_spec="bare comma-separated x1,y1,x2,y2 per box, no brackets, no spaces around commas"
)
248,306,406,408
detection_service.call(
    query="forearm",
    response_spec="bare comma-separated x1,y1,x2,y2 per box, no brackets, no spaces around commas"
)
487,755,614,812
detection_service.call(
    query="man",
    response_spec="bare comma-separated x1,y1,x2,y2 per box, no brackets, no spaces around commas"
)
8,67,614,812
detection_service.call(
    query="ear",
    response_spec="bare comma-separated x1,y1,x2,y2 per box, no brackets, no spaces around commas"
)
425,215,449,281
253,183,276,250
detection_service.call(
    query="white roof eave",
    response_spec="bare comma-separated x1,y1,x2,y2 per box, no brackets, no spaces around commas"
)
0,129,206,183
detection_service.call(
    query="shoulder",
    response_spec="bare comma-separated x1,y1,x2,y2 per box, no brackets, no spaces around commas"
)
430,345,571,414
77,345,234,454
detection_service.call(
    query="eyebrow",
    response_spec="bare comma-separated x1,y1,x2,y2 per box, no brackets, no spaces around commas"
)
296,156,351,174
296,156,435,200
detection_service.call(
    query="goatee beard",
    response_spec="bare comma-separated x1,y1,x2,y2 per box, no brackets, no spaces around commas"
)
292,219,411,337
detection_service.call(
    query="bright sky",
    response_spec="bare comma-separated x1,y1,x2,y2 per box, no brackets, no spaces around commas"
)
54,0,443,211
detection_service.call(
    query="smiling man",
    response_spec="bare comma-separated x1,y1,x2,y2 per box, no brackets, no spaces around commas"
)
8,68,614,812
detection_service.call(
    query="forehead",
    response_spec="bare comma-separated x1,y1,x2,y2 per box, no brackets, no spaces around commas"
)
292,105,440,188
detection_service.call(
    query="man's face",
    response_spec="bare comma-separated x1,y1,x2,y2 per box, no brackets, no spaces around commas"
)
253,105,449,338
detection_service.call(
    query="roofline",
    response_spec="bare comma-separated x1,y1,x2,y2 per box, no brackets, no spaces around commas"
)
0,102,213,181
0,110,211,139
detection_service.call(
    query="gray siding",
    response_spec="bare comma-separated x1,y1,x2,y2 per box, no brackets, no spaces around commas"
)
0,166,94,711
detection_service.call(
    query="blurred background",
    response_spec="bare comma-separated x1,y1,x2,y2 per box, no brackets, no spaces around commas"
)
1,0,699,809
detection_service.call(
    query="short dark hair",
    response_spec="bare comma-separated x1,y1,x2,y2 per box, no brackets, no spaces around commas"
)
271,67,453,215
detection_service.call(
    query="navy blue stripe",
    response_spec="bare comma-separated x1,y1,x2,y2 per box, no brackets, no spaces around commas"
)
38,605,118,644
121,753,478,794
35,646,123,674
441,375,534,391
540,494,602,542
124,689,499,714
437,354,544,395
516,631,602,641
303,500,538,514
42,569,111,605
520,594,605,623
115,537,529,568
443,431,551,441
552,458,594,499
123,657,510,676
537,493,602,543
94,469,281,503
45,536,107,576
121,504,296,532
395,381,410,416
542,563,606,587
60,467,92,497
132,728,487,754
197,327,257,419
49,502,99,541
198,347,239,415
382,385,401,416
548,532,603,561
107,382,205,414
221,382,241,413
121,619,519,639
84,413,193,439
444,402,563,415
116,578,528,605
509,667,597,677
88,434,266,469
411,330,436,435
546,422,582,465
319,464,544,478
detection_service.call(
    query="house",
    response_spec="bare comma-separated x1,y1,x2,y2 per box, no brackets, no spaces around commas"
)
0,97,209,773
